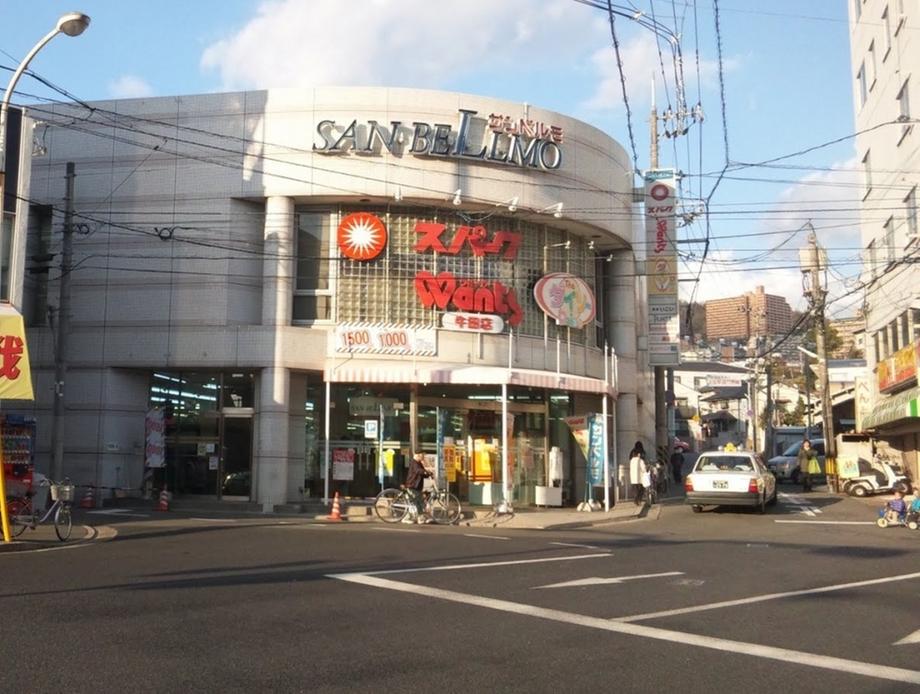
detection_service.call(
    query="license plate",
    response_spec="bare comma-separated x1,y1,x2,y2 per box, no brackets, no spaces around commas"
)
713,480,728,489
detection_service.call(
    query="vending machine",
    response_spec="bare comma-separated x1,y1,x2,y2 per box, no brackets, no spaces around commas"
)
2,415,36,498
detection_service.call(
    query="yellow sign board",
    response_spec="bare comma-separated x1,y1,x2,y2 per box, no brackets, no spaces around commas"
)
0,306,33,401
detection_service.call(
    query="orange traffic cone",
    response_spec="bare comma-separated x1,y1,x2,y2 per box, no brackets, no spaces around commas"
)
327,491,343,521
156,487,170,512
79,488,94,509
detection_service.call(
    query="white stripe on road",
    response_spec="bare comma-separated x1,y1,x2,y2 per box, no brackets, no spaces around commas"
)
615,570,920,622
550,542,600,550
536,571,683,589
363,553,610,576
329,572,920,686
464,533,511,541
370,526,421,533
774,520,875,525
189,518,238,523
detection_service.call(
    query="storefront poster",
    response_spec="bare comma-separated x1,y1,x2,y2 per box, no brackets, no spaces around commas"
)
0,306,34,401
332,448,355,481
533,273,596,329
587,414,605,486
564,416,590,459
145,408,165,468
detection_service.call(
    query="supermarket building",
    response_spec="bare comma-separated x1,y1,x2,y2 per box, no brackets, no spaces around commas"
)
12,87,652,509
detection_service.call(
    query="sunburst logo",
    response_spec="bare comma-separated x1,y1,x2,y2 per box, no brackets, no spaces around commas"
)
337,212,387,261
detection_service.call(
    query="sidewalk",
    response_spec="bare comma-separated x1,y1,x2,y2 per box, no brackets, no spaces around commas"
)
0,522,96,553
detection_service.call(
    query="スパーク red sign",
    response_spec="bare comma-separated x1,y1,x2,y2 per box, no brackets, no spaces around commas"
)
414,222,522,260
414,272,522,326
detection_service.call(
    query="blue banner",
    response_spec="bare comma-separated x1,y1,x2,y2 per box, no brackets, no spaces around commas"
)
587,413,605,486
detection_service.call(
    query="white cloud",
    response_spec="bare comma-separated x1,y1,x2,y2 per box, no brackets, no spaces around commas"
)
583,33,735,113
200,0,595,90
681,159,862,312
108,75,155,99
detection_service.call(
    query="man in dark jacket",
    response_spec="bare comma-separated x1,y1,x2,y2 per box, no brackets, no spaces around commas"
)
404,452,432,523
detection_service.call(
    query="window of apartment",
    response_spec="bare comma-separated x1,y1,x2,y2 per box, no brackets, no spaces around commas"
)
854,0,861,21
881,325,890,358
901,312,910,347
862,149,872,198
883,6,893,59
857,63,868,109
883,216,896,263
898,78,912,143
913,308,920,340
890,320,900,353
867,239,878,279
294,211,334,321
905,187,918,243
874,331,881,362
868,41,878,91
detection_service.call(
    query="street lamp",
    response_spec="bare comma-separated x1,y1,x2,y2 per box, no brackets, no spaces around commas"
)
0,11,90,298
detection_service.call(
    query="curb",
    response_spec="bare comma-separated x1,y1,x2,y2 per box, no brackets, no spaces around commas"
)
0,524,103,553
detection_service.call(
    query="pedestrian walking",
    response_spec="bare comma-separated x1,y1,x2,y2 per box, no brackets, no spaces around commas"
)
670,446,685,483
629,441,648,506
797,439,819,492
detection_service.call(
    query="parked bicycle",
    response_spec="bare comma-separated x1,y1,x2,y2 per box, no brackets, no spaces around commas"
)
374,480,462,525
7,478,74,541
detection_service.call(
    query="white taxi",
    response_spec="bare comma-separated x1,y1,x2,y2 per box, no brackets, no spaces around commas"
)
684,450,777,513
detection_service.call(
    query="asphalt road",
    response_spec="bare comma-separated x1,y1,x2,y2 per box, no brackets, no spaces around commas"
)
2,489,919,693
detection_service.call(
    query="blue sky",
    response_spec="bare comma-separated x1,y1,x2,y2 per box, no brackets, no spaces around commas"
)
0,1,860,318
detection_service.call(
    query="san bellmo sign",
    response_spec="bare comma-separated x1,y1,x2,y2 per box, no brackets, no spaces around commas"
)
313,109,564,170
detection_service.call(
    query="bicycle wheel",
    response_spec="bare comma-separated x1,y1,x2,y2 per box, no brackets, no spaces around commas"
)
374,489,410,523
7,499,30,537
54,504,73,541
430,493,462,525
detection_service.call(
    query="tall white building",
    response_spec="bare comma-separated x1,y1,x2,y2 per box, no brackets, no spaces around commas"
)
9,87,653,509
850,0,920,480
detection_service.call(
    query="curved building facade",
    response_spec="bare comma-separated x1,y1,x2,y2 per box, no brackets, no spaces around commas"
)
19,87,648,509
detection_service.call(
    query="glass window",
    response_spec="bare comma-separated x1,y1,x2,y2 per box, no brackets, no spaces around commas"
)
857,64,868,109
881,327,889,358
862,149,872,198
294,211,334,322
222,372,255,408
890,320,899,352
906,188,918,242
883,7,892,58
913,308,920,340
868,41,877,90
867,240,877,279
883,217,895,263
293,295,331,321
898,79,912,142
901,312,910,347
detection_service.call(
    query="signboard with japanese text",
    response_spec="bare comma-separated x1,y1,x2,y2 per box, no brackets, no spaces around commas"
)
644,170,680,366
877,338,919,393
332,448,355,480
0,306,33,400
145,409,165,468
441,312,504,334
334,323,436,356
533,273,596,328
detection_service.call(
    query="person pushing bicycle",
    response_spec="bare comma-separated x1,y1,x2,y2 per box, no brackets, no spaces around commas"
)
403,452,432,524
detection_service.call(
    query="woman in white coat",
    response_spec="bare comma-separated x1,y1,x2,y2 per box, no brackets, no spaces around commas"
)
628,441,648,506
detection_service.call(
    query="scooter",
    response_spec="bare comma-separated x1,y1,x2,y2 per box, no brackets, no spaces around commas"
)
844,458,910,498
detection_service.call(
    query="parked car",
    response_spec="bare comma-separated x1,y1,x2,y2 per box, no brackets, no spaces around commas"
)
766,438,826,483
685,450,777,513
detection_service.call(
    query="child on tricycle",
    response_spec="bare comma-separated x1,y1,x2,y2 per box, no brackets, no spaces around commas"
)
877,489,907,528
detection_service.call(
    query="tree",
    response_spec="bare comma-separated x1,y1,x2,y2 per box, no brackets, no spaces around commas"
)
782,397,806,426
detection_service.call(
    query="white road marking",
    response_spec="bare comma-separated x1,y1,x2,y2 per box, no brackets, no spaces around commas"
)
189,518,238,523
464,533,511,541
550,542,600,550
774,520,875,525
329,572,920,686
895,628,920,646
86,509,150,518
778,493,823,516
371,526,421,533
616,570,920,622
365,553,610,576
536,571,683,589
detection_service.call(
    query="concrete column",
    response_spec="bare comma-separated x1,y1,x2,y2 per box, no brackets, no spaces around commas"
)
262,196,295,326
257,196,294,510
607,250,642,496
257,366,290,511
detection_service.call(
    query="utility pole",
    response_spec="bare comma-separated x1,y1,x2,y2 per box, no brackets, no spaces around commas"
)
802,231,837,492
49,162,74,484
650,82,669,468
764,358,774,458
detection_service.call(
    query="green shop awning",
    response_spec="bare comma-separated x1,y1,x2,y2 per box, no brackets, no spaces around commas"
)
862,385,920,430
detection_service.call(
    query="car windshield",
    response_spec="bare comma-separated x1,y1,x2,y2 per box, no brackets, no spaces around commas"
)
695,456,755,472
781,441,802,456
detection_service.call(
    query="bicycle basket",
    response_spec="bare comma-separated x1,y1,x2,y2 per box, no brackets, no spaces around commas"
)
51,484,75,502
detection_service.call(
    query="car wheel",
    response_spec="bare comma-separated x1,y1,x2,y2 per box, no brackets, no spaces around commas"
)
851,484,869,498
767,488,778,506
758,493,766,514
877,517,889,528
691,505,702,513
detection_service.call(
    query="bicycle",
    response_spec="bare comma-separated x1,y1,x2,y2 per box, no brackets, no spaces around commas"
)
7,478,74,541
374,480,462,525
645,464,660,506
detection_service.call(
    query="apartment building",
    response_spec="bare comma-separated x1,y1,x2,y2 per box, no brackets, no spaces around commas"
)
704,286,793,342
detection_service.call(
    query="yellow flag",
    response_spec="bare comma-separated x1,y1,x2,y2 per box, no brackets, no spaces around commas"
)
0,306,33,401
